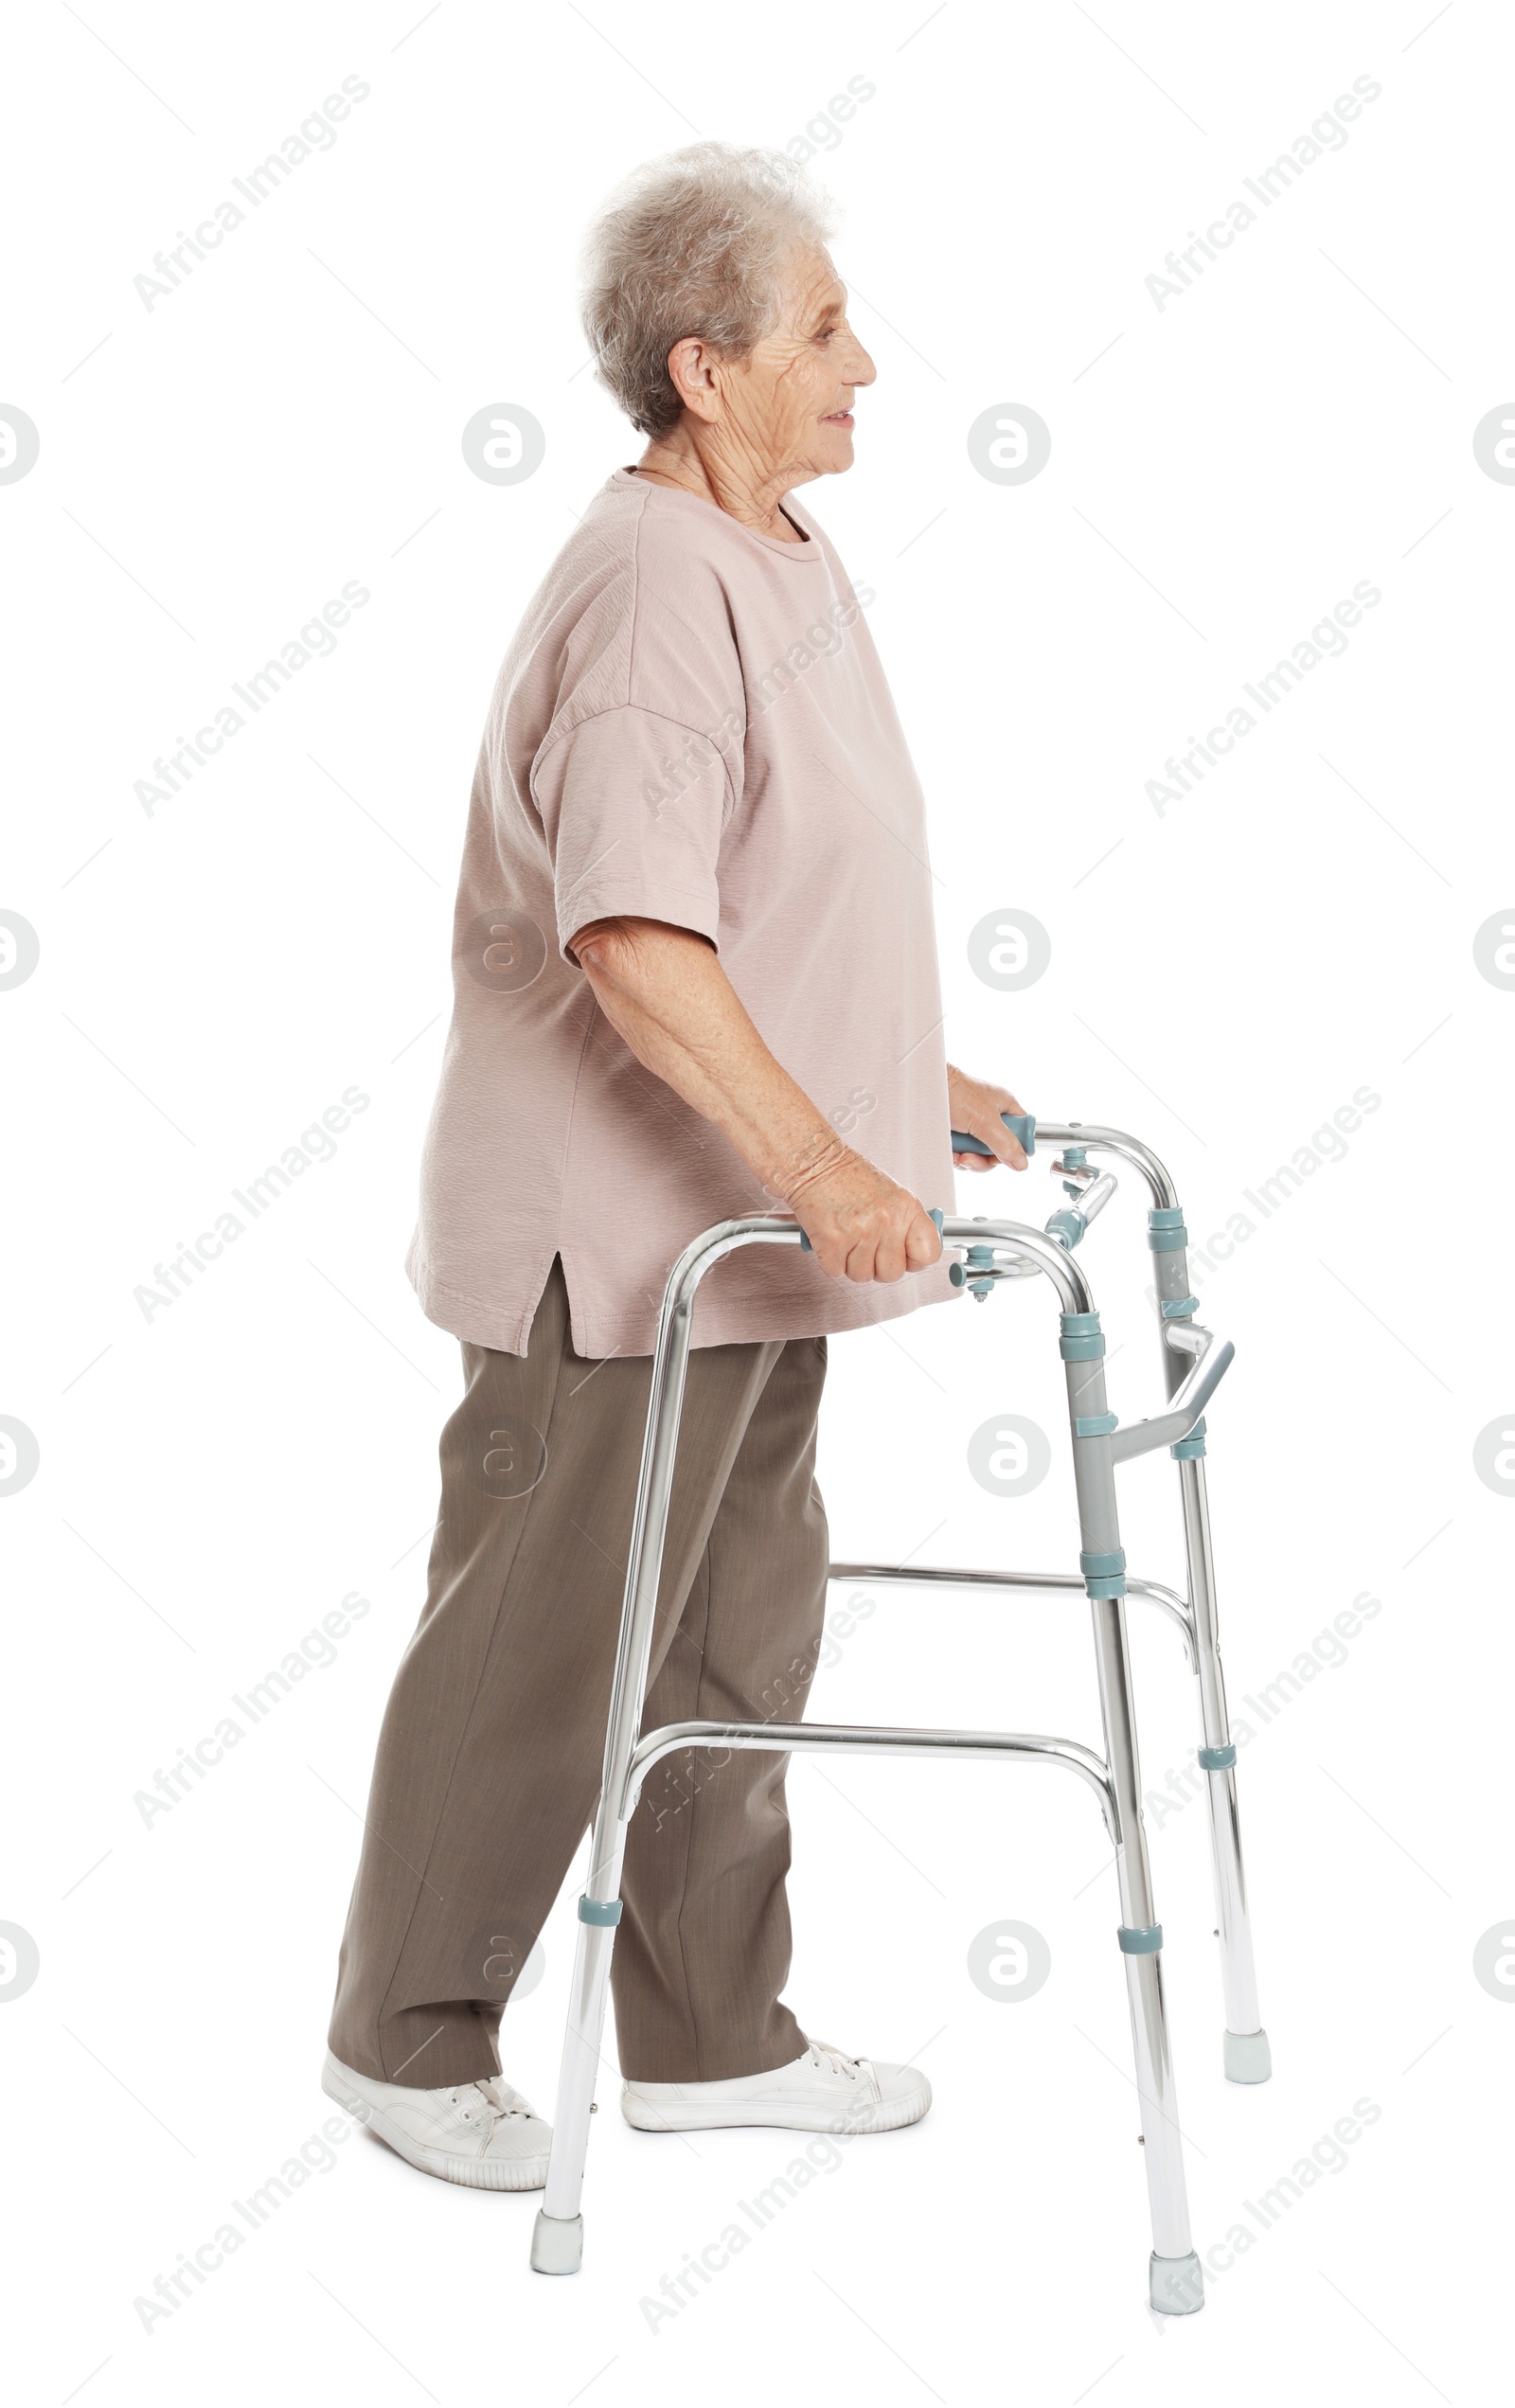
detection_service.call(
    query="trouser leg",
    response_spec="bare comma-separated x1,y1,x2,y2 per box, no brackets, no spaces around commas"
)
326,1264,823,2090
614,1333,829,2082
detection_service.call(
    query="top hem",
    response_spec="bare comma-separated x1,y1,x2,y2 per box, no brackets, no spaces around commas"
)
408,1255,959,1361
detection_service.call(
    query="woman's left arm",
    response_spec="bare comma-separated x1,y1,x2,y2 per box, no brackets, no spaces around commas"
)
946,1063,1029,1173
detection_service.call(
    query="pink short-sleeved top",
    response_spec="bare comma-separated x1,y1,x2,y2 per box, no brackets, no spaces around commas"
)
405,466,957,1357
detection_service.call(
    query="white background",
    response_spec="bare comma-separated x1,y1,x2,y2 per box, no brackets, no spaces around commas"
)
4,2,1510,2400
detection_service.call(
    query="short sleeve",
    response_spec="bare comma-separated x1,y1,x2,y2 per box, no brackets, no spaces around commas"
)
531,705,737,963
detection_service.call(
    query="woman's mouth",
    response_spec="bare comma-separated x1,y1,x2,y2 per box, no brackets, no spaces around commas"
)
824,410,855,429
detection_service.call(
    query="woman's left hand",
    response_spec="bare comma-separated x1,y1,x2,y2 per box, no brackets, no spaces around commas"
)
947,1064,1029,1172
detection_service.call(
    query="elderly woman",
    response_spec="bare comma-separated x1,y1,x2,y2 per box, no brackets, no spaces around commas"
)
324,142,1025,2189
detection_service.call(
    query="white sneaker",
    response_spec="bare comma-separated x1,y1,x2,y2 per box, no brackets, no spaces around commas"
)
322,2050,551,2191
621,2038,931,2135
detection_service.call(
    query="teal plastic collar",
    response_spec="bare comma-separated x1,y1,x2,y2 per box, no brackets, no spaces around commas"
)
1117,1924,1164,1954
1171,1417,1207,1460
1060,1310,1106,1362
1080,1544,1127,1598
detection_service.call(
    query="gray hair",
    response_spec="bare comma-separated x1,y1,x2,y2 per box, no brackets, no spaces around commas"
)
579,143,841,437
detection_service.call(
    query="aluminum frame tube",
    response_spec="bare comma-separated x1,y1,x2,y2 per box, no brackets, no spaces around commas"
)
1069,1337,1195,2270
1033,1121,1181,1210
617,1716,1120,1840
827,1561,1197,1664
536,1202,1203,2293
1180,1454,1262,2040
1139,1158,1268,2069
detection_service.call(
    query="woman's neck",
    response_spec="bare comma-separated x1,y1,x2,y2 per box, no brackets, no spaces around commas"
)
633,432,807,543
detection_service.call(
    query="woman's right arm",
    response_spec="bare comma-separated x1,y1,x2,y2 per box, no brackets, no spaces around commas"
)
570,915,941,1285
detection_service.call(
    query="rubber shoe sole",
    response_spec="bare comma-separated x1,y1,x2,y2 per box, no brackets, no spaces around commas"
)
321,2051,550,2192
622,2066,931,2135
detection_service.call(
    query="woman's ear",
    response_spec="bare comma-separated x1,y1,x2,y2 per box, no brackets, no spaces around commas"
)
666,334,723,424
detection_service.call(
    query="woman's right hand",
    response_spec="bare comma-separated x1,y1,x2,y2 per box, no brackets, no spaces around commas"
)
788,1148,942,1283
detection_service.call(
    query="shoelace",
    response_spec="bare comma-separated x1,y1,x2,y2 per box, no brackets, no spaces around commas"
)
804,2040,864,2082
444,2077,536,2130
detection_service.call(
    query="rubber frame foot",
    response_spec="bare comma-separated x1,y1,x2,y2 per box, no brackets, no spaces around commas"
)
1150,2249,1204,2315
531,2210,584,2274
1223,2026,1273,2084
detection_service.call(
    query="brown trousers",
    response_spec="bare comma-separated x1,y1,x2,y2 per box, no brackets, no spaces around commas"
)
328,1259,829,2088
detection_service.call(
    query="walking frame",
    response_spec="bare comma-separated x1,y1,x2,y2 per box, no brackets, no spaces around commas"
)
530,1113,1270,2314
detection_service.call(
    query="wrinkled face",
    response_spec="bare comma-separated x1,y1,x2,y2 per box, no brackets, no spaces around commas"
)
711,246,876,488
